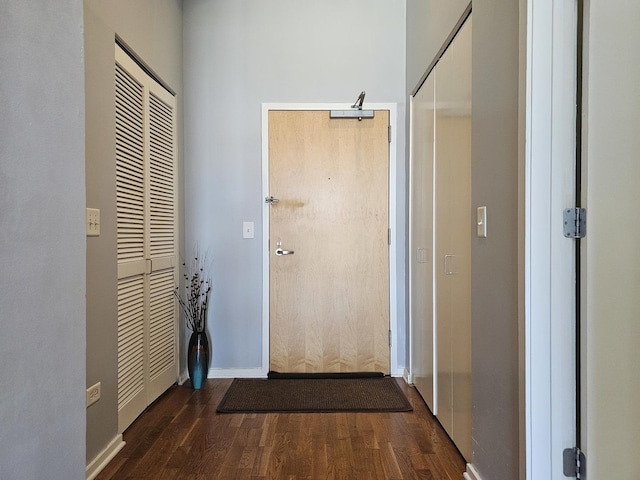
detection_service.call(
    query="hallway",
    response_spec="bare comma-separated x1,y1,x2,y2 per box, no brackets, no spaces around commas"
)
96,378,465,479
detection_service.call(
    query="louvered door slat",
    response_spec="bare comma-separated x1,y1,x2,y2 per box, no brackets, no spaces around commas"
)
116,62,145,264
115,146,145,167
149,140,173,157
116,171,145,189
115,159,144,178
115,118,144,145
115,56,148,432
148,269,175,380
149,92,175,259
117,276,145,410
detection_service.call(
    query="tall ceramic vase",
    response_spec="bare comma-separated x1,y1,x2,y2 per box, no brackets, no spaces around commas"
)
187,331,209,389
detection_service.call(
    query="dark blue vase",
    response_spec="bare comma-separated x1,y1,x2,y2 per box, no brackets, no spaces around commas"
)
187,331,209,389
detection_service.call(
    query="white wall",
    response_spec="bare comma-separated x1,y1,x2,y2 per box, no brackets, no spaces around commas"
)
0,2,86,479
183,0,407,372
583,1,640,477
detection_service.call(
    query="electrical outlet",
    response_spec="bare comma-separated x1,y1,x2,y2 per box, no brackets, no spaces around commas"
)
86,208,100,236
86,382,101,407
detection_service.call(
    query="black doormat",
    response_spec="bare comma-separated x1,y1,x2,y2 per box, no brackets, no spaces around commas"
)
267,370,384,380
216,376,413,413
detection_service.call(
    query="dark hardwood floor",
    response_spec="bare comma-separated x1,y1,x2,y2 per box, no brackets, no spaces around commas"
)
96,378,466,480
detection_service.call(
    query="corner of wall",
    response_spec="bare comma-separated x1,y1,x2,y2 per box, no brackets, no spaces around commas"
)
463,463,483,480
85,435,126,480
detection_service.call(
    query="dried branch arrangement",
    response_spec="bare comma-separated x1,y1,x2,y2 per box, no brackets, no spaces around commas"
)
175,252,211,333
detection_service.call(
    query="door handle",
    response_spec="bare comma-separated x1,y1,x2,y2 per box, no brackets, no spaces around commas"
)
275,247,294,256
444,254,458,275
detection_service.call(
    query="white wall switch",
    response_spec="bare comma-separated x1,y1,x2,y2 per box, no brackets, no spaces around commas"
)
243,221,254,239
477,206,487,237
86,208,100,236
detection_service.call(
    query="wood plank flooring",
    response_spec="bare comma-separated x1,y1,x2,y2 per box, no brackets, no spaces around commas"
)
96,378,466,480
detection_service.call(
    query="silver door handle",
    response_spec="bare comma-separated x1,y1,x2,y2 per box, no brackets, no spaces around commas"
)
275,247,294,256
444,254,458,275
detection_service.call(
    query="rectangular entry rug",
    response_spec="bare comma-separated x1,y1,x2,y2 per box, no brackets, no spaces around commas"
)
216,376,413,413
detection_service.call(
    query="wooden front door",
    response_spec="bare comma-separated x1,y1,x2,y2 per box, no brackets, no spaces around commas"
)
268,109,390,374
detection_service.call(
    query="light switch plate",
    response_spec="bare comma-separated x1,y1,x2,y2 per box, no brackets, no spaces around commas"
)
86,208,100,236
243,221,254,239
477,206,487,237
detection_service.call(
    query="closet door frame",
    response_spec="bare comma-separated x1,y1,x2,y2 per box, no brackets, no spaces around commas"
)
523,1,578,478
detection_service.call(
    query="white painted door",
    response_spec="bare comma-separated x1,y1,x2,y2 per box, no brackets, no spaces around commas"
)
410,73,436,411
410,17,472,461
581,2,640,477
115,45,178,433
435,18,472,461
268,110,390,374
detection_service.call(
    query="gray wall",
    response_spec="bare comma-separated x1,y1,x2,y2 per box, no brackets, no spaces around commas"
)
84,0,183,464
183,0,407,372
470,1,520,478
406,1,521,479
406,0,470,92
0,2,86,479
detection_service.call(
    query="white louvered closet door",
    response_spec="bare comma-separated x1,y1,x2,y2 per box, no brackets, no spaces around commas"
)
115,45,178,434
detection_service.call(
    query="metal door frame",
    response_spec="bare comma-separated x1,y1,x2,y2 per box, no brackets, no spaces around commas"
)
260,103,399,377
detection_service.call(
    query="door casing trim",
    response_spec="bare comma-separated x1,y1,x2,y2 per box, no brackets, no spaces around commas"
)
523,0,578,478
260,103,399,376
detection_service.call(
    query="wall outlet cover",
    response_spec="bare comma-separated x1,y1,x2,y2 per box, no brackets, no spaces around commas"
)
86,382,101,407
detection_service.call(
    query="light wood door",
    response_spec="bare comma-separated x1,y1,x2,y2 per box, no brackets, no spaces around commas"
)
268,110,390,374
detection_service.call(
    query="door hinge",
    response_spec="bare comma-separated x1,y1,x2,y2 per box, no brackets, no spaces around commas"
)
563,208,586,238
389,330,392,347
388,228,391,246
563,447,586,479
388,125,392,143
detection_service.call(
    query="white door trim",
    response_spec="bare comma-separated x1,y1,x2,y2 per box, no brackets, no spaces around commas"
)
523,0,578,478
261,102,399,377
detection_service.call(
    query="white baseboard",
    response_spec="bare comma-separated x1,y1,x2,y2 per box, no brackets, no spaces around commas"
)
463,463,482,480
208,367,267,378
403,367,412,384
86,434,126,480
203,367,403,379
179,367,266,383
